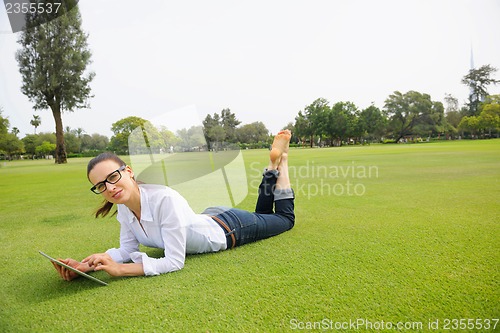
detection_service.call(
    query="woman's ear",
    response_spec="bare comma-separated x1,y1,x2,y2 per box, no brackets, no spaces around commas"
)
125,165,135,179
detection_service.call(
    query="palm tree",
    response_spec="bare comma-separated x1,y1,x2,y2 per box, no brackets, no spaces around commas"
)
30,115,41,134
75,127,85,138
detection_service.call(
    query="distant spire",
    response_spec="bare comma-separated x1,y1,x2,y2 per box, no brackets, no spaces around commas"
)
468,45,479,113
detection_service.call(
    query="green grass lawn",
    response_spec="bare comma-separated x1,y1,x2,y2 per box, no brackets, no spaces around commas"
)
1,140,499,332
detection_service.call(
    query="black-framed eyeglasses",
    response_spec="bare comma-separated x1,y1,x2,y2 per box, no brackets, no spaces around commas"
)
90,165,126,194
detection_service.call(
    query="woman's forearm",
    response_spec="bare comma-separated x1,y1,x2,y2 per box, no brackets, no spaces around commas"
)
118,263,145,277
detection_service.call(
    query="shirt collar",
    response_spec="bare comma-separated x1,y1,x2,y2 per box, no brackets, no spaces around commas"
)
124,185,153,223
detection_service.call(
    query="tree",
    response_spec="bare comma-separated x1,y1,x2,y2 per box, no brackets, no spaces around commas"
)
293,111,310,146
236,122,269,144
177,126,206,151
478,95,500,137
0,133,25,159
462,65,499,116
443,93,462,138
445,111,462,130
81,133,109,152
74,127,85,139
384,91,435,142
444,93,459,114
454,95,500,138
22,134,38,156
358,104,387,141
38,132,57,145
0,109,20,158
128,120,165,154
30,115,41,134
64,128,81,154
324,101,360,146
220,108,241,142
11,127,20,137
202,113,222,148
479,94,500,111
0,108,8,141
301,98,330,147
207,125,225,150
202,109,241,146
36,141,56,157
458,116,479,137
16,2,95,164
158,126,179,151
109,116,148,154
413,101,445,138
22,132,57,157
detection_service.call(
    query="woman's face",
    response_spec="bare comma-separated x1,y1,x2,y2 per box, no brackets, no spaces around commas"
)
88,159,136,204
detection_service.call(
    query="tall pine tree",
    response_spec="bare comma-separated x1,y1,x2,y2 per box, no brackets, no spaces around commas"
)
16,1,94,163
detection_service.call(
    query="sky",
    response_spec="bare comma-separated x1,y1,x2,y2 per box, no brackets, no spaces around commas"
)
1,0,499,138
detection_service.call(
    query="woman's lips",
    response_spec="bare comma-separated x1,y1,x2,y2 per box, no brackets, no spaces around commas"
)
112,189,123,199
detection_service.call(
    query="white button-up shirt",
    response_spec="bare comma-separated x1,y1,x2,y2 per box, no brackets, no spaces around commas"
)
105,184,227,276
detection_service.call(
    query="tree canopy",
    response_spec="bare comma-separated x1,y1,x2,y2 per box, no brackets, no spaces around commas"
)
384,91,435,142
236,122,269,144
30,115,41,134
109,116,148,155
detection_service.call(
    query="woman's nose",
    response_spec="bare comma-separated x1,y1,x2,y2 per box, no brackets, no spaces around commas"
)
106,181,117,193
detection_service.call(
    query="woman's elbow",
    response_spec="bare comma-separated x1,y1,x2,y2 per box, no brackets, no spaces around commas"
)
168,258,185,272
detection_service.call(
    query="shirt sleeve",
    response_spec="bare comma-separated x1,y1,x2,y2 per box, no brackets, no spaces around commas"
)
130,193,188,276
105,211,140,263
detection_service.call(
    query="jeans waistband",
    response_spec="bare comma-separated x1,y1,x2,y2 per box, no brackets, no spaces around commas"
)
211,215,236,250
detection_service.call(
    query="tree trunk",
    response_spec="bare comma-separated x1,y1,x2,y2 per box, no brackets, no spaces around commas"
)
395,130,406,143
51,103,67,164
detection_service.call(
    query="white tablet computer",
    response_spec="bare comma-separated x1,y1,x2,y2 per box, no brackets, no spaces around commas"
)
39,251,108,286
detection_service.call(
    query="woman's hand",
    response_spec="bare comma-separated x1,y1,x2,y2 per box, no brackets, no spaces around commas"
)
82,253,123,277
82,253,112,268
79,253,145,277
52,258,93,281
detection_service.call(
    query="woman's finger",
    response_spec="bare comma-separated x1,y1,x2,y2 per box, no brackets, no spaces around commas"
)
51,261,63,276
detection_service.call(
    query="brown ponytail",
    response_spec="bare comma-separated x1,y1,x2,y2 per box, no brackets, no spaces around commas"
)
95,199,116,218
88,152,128,218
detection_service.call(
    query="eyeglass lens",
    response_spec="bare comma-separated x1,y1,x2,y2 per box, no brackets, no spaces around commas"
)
93,169,123,193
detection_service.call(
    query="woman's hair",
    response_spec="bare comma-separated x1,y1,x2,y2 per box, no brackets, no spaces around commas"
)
87,152,128,218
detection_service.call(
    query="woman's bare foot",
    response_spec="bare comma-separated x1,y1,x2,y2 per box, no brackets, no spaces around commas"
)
269,130,291,170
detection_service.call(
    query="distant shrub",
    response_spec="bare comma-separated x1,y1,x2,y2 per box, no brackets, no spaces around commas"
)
239,142,270,149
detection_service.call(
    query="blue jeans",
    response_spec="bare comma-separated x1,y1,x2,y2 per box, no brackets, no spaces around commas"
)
203,170,295,248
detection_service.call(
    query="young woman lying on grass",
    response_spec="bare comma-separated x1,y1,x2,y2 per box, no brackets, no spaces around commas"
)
53,130,294,279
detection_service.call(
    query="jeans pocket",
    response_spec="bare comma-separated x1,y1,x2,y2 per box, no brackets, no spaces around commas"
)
228,210,257,245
